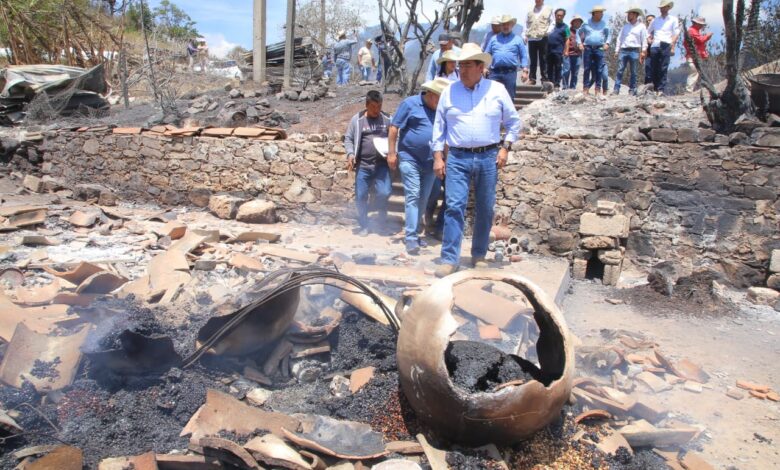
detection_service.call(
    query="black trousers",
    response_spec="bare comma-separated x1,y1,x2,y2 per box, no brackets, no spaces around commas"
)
528,37,548,81
546,52,563,87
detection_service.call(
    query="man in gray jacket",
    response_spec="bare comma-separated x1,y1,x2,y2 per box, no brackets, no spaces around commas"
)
344,90,392,236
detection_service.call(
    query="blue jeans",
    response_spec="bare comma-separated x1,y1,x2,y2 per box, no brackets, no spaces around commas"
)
614,49,640,94
582,49,590,88
360,65,372,81
649,43,672,93
566,55,581,89
441,148,498,265
355,164,391,229
490,70,517,101
376,59,383,82
426,177,446,233
584,46,605,91
399,159,435,245
336,58,351,85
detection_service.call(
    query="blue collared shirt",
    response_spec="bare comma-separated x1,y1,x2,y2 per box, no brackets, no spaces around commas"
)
580,19,609,47
432,78,522,152
426,46,462,81
480,31,497,51
486,32,529,70
391,94,436,164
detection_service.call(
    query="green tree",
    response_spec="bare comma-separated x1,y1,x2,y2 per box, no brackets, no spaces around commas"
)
153,0,198,40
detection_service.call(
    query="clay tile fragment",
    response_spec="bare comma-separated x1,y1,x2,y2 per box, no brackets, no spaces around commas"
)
0,323,90,392
349,366,376,394
197,437,260,469
98,452,158,470
76,271,128,295
112,127,143,135
229,253,264,272
245,434,314,470
736,380,771,394
15,279,60,306
181,389,299,441
68,210,98,227
282,415,387,460
0,268,25,287
574,409,612,424
44,262,104,286
21,235,59,246
0,409,23,435
25,446,83,470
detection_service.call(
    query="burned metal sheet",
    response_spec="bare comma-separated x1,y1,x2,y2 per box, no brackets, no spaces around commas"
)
195,276,300,357
282,414,387,460
396,270,574,445
0,323,90,392
84,330,183,376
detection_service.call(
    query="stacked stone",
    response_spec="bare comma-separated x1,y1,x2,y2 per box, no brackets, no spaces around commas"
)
573,201,630,286
748,250,780,310
208,195,278,224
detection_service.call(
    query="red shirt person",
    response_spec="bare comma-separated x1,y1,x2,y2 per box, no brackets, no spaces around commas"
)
684,17,712,92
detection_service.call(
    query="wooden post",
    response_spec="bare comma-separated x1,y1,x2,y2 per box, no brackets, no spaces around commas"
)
319,0,326,52
283,0,296,89
253,0,267,84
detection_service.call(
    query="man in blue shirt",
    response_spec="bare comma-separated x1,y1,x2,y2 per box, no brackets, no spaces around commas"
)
546,9,571,90
485,14,529,101
426,33,461,81
333,30,358,86
579,6,610,96
387,77,450,254
431,43,522,277
481,16,501,51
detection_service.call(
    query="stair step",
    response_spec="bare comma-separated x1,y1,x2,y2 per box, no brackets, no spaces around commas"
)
515,91,546,100
516,85,544,92
514,98,536,106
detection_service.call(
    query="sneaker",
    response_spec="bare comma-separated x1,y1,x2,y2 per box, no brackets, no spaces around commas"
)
418,238,428,248
405,241,420,255
435,263,459,278
472,257,489,269
356,228,369,237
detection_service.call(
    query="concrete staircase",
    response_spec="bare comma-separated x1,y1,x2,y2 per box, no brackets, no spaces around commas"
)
514,84,547,110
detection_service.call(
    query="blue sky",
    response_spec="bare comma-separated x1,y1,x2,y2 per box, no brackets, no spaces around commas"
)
159,0,723,58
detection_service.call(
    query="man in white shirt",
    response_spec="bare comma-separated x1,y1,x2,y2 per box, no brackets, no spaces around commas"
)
525,0,554,84
647,0,680,94
357,39,375,82
430,43,522,277
614,6,648,95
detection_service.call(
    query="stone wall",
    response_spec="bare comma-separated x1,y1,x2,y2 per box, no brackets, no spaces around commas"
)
38,129,780,285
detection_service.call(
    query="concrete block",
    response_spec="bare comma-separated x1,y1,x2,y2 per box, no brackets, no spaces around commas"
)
603,262,622,286
581,236,617,250
598,249,624,266
770,250,780,273
573,259,588,279
22,174,43,193
579,212,630,238
649,128,677,142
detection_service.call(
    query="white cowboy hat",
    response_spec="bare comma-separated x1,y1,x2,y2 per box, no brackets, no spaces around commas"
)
421,77,452,95
498,14,517,24
436,49,459,65
490,16,502,25
590,5,607,13
692,16,706,25
456,43,492,67
658,0,674,8
337,30,347,39
626,6,644,15
570,14,585,24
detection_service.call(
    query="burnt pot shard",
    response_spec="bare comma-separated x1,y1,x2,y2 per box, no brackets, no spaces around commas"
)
396,270,574,446
84,330,183,376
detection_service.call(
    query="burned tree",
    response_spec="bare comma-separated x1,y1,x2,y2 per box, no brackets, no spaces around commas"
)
685,0,761,132
441,0,484,42
377,0,453,95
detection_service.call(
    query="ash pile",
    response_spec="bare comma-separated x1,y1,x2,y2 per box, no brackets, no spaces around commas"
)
0,174,725,470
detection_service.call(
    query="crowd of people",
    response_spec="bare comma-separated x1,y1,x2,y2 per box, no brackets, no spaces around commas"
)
326,1,711,96
341,2,711,277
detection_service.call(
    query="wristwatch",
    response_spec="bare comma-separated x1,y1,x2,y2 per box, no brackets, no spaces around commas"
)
501,141,513,150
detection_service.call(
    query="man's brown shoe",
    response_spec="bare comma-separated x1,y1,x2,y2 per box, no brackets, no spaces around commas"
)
435,263,459,278
472,257,489,269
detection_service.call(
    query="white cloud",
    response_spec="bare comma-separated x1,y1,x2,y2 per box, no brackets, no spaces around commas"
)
202,33,240,58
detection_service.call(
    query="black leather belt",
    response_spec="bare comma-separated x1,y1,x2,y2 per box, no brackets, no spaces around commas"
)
585,45,604,49
451,143,500,153
621,47,641,51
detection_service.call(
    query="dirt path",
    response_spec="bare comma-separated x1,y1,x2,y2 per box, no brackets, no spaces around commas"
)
563,280,780,469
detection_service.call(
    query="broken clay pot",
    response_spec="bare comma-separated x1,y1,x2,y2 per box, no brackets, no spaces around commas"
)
396,270,574,445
